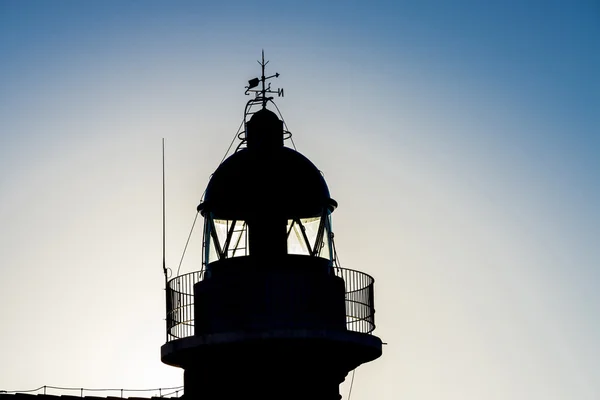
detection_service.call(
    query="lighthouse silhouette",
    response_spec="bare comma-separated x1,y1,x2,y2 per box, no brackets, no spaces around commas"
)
161,55,382,400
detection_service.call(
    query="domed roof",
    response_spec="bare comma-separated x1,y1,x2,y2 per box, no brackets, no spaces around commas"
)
200,146,335,220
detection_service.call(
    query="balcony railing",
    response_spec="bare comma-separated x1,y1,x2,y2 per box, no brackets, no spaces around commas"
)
165,267,375,342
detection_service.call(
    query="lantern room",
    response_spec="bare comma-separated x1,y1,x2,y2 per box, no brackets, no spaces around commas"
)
198,108,338,272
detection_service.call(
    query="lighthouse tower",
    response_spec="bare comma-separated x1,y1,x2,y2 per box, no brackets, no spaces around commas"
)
161,55,382,400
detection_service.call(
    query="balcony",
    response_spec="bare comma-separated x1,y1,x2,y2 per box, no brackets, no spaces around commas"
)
165,267,375,342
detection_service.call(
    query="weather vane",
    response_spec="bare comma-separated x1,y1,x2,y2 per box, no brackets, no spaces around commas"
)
245,50,284,108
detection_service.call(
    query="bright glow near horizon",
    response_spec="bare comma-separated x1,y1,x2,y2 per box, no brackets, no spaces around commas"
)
0,1,598,399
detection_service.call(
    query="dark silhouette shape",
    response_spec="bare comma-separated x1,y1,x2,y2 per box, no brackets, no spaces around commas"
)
162,55,382,400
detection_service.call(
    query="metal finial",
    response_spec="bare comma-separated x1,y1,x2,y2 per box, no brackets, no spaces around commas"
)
245,51,283,107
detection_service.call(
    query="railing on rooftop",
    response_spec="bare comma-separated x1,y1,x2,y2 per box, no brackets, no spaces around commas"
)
0,385,183,398
165,267,375,342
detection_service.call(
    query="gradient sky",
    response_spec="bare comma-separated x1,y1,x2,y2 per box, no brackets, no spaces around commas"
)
0,1,598,399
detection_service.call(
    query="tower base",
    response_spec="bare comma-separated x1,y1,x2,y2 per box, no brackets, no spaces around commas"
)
162,329,382,400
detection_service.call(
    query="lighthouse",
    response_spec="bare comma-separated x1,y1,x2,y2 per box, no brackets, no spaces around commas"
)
161,54,382,400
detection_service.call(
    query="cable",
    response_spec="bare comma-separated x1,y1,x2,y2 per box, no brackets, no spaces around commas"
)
170,117,243,282
159,389,184,398
332,232,342,269
185,107,247,278
269,99,297,150
1,386,44,394
347,369,356,400
176,211,199,276
219,118,245,165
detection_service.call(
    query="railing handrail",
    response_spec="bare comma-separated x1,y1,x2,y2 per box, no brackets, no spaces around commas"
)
1,385,184,398
165,266,375,341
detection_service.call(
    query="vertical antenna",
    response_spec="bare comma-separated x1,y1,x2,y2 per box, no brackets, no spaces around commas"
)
162,138,169,342
162,138,167,281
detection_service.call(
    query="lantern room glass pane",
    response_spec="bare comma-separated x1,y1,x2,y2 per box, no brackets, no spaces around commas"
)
287,217,318,255
204,215,248,264
286,211,333,261
204,210,333,264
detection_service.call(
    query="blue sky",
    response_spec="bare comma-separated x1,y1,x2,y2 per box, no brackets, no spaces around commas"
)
0,1,598,399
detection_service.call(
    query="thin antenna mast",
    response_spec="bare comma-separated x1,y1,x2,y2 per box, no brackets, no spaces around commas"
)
162,138,169,342
162,138,167,282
